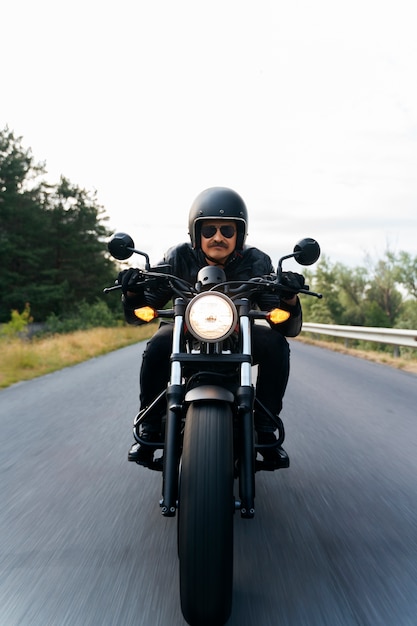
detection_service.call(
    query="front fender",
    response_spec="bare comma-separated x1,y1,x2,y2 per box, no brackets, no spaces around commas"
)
185,385,234,404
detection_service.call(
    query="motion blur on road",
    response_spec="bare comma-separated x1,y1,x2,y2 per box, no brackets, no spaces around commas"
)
1,340,417,625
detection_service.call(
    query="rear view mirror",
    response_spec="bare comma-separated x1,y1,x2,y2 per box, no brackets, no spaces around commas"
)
293,238,321,266
108,233,135,260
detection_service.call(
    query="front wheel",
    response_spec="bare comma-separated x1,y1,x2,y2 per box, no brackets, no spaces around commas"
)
178,401,234,626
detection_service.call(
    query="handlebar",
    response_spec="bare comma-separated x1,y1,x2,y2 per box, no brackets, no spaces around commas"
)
103,270,322,299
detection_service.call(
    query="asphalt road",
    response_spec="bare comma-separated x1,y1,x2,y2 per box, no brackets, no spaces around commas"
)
1,341,417,626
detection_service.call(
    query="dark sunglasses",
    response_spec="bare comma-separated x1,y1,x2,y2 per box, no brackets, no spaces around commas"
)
200,224,236,239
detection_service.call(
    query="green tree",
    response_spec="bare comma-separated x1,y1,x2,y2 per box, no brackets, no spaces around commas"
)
395,299,417,330
0,127,50,321
391,251,417,299
0,126,118,322
302,250,408,330
302,255,343,324
364,252,403,326
43,176,117,317
333,263,368,326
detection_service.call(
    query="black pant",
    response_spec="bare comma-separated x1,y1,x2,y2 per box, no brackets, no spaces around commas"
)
139,323,290,432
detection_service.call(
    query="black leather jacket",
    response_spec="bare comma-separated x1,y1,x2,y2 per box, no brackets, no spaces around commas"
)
122,243,302,337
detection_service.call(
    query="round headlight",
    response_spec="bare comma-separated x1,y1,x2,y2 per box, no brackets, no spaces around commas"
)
185,292,237,342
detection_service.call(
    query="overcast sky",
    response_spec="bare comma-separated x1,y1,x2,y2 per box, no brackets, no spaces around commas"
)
2,0,416,268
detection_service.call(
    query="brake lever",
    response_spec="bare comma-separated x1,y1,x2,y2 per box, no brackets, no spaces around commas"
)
272,280,323,299
298,288,323,298
103,284,122,294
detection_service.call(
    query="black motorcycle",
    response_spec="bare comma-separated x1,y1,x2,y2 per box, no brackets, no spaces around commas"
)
106,233,321,626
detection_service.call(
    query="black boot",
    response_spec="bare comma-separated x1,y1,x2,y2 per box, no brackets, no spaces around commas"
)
256,431,289,469
128,430,162,467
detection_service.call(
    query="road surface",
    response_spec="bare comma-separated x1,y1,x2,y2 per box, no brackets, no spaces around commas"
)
1,340,416,625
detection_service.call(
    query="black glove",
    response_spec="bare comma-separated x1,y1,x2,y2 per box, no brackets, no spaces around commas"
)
280,271,305,299
117,268,145,296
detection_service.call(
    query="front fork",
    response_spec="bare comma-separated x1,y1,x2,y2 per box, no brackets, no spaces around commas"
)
237,308,256,518
160,299,257,519
160,299,185,517
160,383,183,517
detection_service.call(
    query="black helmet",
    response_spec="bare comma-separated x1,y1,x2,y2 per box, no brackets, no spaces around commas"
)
188,187,248,250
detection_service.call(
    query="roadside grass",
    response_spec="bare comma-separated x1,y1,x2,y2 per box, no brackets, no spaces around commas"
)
0,324,157,389
1,324,416,391
297,335,417,375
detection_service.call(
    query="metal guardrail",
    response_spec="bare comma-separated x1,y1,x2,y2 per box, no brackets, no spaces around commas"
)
302,323,417,349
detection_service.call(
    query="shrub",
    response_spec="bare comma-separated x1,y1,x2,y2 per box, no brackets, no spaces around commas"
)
44,299,122,334
0,303,33,338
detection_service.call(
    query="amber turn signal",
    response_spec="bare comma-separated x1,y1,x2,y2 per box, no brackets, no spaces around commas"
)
134,306,158,322
267,308,291,324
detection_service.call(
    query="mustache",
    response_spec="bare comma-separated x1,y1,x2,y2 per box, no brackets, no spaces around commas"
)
208,241,228,248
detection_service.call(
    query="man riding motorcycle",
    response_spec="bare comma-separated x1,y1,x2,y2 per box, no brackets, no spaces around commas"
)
118,187,305,468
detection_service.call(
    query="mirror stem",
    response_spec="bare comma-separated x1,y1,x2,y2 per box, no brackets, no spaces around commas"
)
127,247,151,270
277,252,297,280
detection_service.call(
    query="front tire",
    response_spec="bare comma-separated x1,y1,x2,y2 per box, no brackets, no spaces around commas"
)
178,401,234,626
